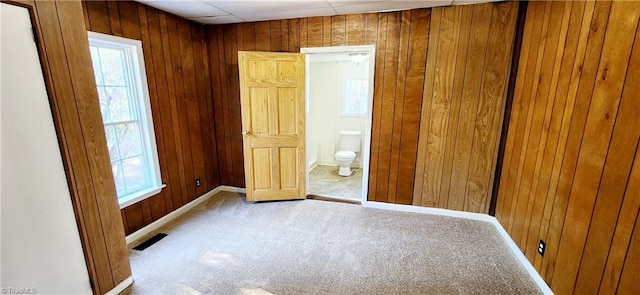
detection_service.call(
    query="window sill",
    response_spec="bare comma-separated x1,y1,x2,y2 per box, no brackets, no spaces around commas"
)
118,184,166,209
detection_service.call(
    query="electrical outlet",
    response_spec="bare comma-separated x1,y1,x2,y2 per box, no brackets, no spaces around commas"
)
538,240,546,257
195,178,201,188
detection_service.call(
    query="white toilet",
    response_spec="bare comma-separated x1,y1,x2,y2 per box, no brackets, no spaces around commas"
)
335,131,361,176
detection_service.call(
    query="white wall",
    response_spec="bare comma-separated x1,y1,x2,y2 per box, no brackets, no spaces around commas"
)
1,4,93,294
308,60,369,168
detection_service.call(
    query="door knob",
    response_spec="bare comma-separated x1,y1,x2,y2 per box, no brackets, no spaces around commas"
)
242,130,252,135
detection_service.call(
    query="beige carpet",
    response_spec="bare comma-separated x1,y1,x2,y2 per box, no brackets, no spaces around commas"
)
123,191,540,295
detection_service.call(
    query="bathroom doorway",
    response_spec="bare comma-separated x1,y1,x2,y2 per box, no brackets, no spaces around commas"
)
302,45,375,203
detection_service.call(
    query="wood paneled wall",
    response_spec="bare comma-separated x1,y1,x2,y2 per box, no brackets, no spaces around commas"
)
9,0,131,293
82,1,220,235
413,2,518,213
208,1,519,207
495,1,640,294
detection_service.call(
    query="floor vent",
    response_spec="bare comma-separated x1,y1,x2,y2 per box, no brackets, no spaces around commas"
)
133,233,167,251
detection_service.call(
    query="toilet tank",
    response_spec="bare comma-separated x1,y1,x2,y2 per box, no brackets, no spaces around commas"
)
338,131,361,152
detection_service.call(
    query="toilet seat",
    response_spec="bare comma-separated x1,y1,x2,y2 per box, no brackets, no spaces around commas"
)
335,151,356,159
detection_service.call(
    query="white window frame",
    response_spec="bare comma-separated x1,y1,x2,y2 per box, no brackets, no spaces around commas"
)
88,31,165,209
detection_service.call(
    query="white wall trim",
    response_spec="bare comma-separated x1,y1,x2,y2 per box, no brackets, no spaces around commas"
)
361,200,553,294
125,186,247,244
362,200,495,222
127,186,223,244
302,45,376,205
218,185,247,193
490,218,554,295
105,276,133,295
317,160,363,168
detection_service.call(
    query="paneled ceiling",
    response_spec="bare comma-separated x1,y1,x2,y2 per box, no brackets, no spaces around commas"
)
135,0,495,24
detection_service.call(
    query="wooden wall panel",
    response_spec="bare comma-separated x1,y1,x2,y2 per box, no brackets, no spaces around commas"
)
207,8,441,205
413,2,519,213
82,0,219,235
207,2,517,209
495,1,640,294
8,0,132,293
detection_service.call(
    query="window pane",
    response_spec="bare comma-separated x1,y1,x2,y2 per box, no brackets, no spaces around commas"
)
97,87,109,122
89,46,104,85
115,122,143,159
89,34,161,202
104,126,119,161
105,86,133,122
112,161,125,195
98,47,126,86
345,80,368,114
122,156,147,192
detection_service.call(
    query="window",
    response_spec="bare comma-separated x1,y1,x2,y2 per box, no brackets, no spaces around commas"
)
344,79,368,116
88,32,164,208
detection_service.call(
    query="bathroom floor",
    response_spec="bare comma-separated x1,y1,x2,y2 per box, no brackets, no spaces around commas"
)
308,165,363,201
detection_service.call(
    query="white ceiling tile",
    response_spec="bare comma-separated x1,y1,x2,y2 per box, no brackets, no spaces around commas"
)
237,6,338,23
142,1,228,18
452,0,497,5
333,1,451,14
327,0,385,7
135,0,491,25
189,15,246,24
204,1,331,14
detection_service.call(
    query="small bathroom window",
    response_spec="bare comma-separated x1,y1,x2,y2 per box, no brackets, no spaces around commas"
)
343,79,368,117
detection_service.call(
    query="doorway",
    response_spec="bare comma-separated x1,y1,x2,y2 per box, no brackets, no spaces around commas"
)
302,45,376,203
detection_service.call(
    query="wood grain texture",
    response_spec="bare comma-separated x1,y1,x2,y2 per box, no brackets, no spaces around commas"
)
208,9,443,206
508,1,559,246
238,52,306,201
413,2,519,213
520,1,579,261
82,0,219,235
599,109,640,294
449,3,493,211
208,2,516,208
375,11,401,204
8,0,132,293
369,12,388,203
617,209,640,294
541,0,607,280
572,14,640,293
495,1,640,293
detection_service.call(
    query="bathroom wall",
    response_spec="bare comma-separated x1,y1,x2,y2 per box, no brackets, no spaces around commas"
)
308,59,370,168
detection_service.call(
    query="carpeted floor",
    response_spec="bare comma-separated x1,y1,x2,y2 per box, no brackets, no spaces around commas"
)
309,165,363,200
123,191,540,295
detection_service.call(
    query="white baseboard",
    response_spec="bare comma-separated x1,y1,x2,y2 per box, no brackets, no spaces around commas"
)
362,200,495,222
308,160,318,170
105,276,133,295
362,200,553,294
126,185,244,244
490,218,554,295
317,160,363,168
218,185,246,193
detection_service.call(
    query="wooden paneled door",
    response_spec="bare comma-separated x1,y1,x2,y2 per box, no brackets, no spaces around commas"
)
238,51,306,201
